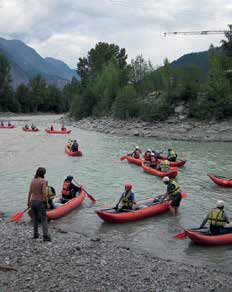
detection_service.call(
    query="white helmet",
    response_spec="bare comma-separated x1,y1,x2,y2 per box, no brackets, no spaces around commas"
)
151,152,155,156
216,200,224,208
135,146,139,149
147,148,151,152
163,176,170,183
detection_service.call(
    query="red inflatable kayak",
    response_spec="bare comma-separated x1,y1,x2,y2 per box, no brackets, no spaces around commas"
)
47,190,85,220
96,200,170,223
22,127,39,132
65,145,83,157
141,161,178,178
207,173,232,187
158,157,186,167
0,125,16,129
120,154,142,166
45,129,71,134
185,229,232,246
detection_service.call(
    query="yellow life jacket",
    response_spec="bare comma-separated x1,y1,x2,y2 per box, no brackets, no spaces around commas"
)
160,160,170,172
121,191,133,208
208,209,227,227
46,186,56,200
169,180,181,197
170,150,177,158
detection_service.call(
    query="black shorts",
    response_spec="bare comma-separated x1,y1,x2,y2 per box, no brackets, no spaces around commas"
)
170,193,182,207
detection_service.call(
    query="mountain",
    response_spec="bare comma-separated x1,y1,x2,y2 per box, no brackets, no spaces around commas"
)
171,47,221,73
171,50,210,73
0,37,79,89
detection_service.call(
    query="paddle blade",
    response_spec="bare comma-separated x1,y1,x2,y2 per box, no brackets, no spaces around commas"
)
173,231,187,239
181,193,187,199
86,193,96,203
11,211,24,222
120,156,126,161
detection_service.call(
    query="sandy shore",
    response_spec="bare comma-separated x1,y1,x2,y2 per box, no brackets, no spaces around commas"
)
0,220,231,292
68,116,232,142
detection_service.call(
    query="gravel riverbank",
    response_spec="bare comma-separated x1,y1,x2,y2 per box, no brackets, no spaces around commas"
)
0,220,231,292
68,116,232,142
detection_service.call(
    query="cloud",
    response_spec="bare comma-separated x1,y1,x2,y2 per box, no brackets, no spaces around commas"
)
0,0,230,68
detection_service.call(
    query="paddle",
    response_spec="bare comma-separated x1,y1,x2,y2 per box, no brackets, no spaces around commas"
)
173,227,207,239
73,179,96,203
11,207,29,222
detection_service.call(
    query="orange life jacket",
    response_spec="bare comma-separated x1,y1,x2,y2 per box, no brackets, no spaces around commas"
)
62,181,71,196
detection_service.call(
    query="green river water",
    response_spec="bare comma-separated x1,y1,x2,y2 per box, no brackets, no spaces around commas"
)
1,114,232,272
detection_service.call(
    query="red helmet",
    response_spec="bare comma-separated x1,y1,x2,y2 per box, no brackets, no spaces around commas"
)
125,184,132,191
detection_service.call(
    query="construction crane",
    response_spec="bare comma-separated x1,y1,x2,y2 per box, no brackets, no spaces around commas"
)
164,24,232,36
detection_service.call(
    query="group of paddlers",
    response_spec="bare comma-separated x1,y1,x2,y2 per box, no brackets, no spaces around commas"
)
1,121,12,126
114,176,182,216
130,146,178,172
67,139,79,152
27,167,83,241
24,124,38,130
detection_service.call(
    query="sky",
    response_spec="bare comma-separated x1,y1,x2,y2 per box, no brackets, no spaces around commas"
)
0,0,231,69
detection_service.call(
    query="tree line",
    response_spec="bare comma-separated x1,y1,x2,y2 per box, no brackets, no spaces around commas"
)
0,32,232,120
0,54,74,113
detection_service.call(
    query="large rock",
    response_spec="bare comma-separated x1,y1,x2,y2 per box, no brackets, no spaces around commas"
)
174,105,185,114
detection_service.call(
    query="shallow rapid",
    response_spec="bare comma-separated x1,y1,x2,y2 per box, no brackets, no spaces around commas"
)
1,114,232,272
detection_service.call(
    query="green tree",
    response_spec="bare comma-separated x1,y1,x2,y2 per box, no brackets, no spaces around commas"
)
0,53,14,111
113,85,139,119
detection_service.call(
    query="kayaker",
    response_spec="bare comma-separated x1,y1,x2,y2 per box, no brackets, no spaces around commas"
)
167,148,177,162
61,124,66,131
8,121,12,126
162,176,182,215
131,146,142,159
61,175,82,201
200,200,231,235
46,186,56,210
68,139,73,147
50,125,54,131
144,149,152,161
149,153,158,168
157,159,170,172
1,121,4,126
115,184,136,211
27,167,52,241
153,150,163,159
24,124,29,129
31,124,36,130
71,140,79,152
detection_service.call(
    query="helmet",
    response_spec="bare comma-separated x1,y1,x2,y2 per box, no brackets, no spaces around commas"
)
147,149,151,152
151,153,155,156
66,175,74,181
125,183,132,191
135,146,139,149
216,200,224,208
162,176,170,183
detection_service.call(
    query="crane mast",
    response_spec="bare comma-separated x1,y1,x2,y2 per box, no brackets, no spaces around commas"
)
164,25,232,36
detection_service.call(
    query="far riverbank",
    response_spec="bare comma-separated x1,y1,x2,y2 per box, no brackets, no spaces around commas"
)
68,116,232,142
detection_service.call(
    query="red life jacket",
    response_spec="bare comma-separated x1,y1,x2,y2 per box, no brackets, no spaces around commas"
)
144,152,151,161
150,156,157,166
62,181,71,196
134,149,140,159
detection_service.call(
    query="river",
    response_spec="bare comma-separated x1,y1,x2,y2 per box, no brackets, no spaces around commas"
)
1,114,232,272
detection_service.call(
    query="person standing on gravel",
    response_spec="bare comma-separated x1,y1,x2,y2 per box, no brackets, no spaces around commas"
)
27,167,51,242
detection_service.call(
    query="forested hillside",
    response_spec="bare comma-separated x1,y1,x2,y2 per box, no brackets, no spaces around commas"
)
69,33,232,121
